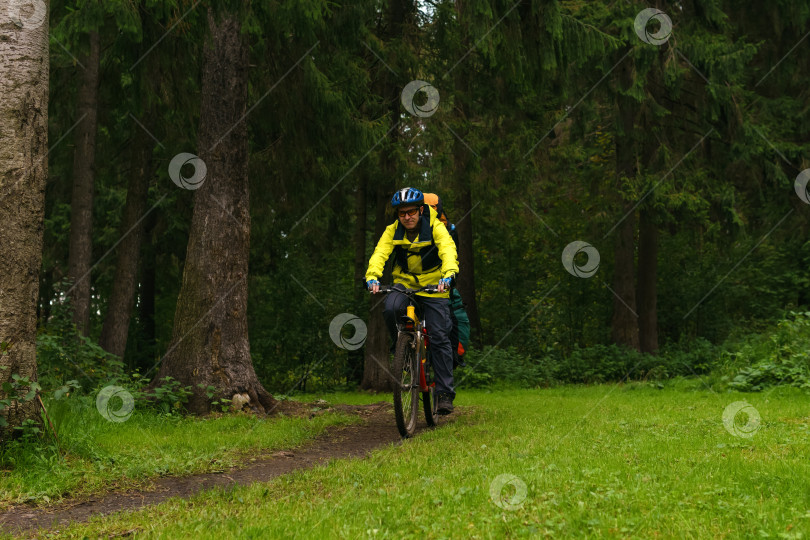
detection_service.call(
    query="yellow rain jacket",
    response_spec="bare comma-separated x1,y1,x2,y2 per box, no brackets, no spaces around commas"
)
365,205,459,298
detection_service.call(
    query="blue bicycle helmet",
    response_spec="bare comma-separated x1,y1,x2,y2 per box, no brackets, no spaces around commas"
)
391,187,424,208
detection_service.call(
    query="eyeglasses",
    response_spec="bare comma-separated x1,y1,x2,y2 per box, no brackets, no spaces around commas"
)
398,208,420,218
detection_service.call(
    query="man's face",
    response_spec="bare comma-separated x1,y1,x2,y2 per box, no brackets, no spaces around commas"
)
397,204,422,231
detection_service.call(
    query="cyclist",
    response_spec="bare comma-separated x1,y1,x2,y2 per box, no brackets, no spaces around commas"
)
366,187,459,414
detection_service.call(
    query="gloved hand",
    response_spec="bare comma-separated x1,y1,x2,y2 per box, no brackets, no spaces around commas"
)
366,279,380,293
438,277,452,292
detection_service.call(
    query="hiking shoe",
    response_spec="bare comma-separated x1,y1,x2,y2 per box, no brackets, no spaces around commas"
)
437,393,454,415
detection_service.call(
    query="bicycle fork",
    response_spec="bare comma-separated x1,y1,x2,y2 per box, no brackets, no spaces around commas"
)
401,305,434,393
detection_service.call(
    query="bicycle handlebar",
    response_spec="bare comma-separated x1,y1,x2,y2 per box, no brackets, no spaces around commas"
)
371,285,440,294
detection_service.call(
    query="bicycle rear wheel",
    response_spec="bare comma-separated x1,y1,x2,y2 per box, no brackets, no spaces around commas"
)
422,348,438,427
393,333,418,437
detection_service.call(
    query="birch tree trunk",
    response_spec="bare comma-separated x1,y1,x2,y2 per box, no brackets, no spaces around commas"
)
0,0,50,434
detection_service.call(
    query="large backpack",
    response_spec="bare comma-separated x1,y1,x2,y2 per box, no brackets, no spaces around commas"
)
424,193,470,363
423,193,458,245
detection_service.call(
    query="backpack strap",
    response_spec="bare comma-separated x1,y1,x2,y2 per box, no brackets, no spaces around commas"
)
391,212,441,277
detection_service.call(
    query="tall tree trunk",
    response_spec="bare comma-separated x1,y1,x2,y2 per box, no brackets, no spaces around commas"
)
137,211,157,372
610,47,640,351
637,206,658,354
67,30,100,336
610,203,639,350
99,122,153,357
361,184,394,391
451,0,482,347
0,2,50,436
99,9,161,359
361,0,413,391
636,91,660,355
453,154,482,347
346,175,368,386
153,6,275,415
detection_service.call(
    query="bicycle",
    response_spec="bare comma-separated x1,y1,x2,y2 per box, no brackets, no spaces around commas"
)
373,285,440,437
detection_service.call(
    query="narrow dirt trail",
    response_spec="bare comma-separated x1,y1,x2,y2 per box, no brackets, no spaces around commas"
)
0,402,457,537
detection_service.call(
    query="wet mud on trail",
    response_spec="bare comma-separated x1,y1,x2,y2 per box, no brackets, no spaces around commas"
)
0,401,459,537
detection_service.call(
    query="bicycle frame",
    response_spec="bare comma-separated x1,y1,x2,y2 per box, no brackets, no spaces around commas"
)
398,305,433,393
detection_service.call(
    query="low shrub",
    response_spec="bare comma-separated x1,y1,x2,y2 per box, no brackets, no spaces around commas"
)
721,311,810,391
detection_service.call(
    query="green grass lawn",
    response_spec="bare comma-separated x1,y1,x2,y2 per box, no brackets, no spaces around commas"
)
0,397,360,510
12,379,810,538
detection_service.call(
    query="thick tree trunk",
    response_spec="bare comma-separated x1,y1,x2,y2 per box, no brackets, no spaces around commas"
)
361,0,413,391
154,6,275,415
635,50,664,356
611,47,640,351
67,30,100,336
99,122,153,357
453,159,482,347
637,206,658,354
610,204,639,350
361,184,394,391
346,175,367,385
0,3,49,436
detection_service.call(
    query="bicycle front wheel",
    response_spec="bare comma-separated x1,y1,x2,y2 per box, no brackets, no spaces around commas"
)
393,333,419,437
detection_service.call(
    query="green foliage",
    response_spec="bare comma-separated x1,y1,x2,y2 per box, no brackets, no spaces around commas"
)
12,419,43,441
198,384,232,413
456,346,553,389
658,337,719,376
146,377,194,415
457,338,725,389
722,312,810,391
37,293,193,416
560,344,649,384
0,342,42,430
97,371,193,416
53,379,82,401
37,282,121,390
0,374,41,430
